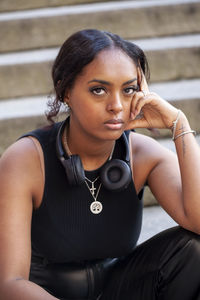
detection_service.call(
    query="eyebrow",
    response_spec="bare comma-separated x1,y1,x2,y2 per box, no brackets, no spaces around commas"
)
87,78,137,86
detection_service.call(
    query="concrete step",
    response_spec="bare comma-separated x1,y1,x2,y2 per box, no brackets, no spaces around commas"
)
0,0,199,53
0,78,199,157
0,33,199,100
0,0,112,12
136,34,200,83
0,115,47,156
138,205,177,244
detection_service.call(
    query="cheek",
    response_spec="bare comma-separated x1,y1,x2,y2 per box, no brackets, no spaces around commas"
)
123,101,132,115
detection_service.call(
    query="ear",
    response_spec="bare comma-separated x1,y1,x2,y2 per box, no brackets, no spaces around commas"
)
64,89,71,105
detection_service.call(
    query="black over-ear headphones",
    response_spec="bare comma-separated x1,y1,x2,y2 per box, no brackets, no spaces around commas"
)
56,119,132,191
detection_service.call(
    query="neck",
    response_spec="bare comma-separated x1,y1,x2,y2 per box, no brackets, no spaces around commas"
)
62,121,115,171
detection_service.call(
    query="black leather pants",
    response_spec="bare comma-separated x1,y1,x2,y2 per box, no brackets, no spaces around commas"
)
30,227,200,299
30,256,118,300
101,226,200,300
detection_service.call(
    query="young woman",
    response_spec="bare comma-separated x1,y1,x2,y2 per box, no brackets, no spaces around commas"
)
0,29,200,300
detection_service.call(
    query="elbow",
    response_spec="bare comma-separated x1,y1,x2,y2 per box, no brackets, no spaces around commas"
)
191,227,200,235
183,219,200,235
182,207,200,235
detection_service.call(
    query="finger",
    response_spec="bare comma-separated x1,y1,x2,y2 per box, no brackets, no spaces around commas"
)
130,95,136,119
139,69,149,94
135,96,152,113
137,67,142,88
131,91,152,119
130,91,145,119
126,116,149,130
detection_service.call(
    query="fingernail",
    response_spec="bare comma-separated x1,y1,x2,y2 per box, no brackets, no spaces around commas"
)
135,109,139,116
130,112,135,119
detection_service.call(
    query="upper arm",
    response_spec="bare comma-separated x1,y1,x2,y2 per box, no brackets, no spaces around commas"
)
0,138,43,283
131,132,189,228
147,148,193,229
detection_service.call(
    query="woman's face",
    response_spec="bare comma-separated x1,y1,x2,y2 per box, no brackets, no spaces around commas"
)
66,48,138,141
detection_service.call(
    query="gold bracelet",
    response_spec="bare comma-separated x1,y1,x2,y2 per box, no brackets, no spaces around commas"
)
173,130,196,141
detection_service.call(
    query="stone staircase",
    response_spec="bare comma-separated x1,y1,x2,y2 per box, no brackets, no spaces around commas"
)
0,0,199,205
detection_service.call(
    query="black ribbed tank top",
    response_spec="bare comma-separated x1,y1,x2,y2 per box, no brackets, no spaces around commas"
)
22,121,143,263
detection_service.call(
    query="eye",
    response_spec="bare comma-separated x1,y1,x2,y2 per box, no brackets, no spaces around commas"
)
123,86,138,95
90,87,106,95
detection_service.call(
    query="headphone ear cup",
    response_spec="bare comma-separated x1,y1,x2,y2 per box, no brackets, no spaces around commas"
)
100,159,132,191
61,155,85,186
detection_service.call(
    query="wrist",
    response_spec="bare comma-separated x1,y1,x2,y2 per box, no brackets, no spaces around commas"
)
170,110,181,140
174,111,190,131
170,110,195,141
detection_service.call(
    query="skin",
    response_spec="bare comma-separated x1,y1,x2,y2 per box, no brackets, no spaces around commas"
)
0,48,200,299
65,49,139,170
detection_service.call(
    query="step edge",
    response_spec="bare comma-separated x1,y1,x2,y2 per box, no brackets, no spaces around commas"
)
0,0,199,21
1,34,200,66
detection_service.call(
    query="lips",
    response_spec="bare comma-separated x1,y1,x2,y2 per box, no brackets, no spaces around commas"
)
104,119,124,125
104,119,124,130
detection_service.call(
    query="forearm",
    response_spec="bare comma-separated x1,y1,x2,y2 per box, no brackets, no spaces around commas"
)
174,111,200,229
0,278,59,300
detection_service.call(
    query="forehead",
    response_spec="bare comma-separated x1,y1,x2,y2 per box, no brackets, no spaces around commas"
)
80,49,137,81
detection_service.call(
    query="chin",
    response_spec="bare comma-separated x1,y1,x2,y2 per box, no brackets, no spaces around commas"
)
102,130,124,141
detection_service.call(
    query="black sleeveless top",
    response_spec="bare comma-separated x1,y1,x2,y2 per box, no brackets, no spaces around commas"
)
23,121,143,263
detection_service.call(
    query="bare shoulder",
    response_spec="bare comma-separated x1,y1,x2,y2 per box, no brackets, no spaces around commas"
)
130,131,170,157
0,137,42,180
129,131,175,193
0,137,44,208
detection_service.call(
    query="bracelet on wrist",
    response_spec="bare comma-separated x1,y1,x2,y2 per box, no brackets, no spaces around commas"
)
171,110,196,141
171,110,181,140
173,130,196,141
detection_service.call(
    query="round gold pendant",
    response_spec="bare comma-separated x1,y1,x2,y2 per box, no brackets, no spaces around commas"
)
90,201,103,214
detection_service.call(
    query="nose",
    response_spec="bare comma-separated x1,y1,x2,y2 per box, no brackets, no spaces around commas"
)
106,93,123,114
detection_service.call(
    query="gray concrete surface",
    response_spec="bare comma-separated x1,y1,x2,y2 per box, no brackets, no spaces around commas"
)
138,205,177,244
1,0,199,21
134,33,200,51
150,79,200,101
1,33,199,66
1,0,199,53
0,0,112,13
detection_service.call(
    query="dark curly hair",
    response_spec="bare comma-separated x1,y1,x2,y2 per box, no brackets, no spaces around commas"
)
47,29,149,123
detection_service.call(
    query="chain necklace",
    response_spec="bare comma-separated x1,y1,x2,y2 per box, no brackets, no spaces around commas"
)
85,176,103,214
63,123,115,214
85,145,115,215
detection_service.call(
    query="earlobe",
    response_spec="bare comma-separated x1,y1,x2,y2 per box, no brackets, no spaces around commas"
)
64,93,70,101
64,89,71,104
